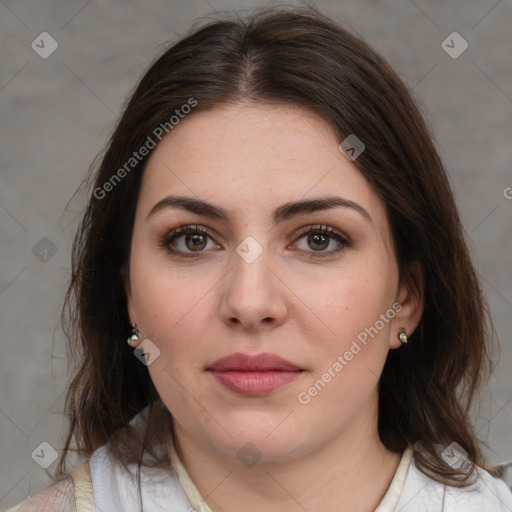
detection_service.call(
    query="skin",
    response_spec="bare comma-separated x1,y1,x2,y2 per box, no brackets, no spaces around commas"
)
126,102,423,512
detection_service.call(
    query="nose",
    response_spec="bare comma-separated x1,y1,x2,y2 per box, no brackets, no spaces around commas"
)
218,245,288,333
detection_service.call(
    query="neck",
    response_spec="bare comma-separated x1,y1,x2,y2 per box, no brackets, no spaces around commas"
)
170,396,402,512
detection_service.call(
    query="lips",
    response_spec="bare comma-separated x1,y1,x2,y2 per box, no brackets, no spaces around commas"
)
206,352,303,372
206,352,304,396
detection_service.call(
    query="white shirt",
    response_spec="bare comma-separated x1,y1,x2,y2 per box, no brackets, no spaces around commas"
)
86,439,512,512
5,407,512,512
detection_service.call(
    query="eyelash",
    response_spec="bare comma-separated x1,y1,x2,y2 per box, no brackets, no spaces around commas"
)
159,224,351,259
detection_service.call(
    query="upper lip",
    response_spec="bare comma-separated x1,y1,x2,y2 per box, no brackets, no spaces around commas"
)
206,352,303,372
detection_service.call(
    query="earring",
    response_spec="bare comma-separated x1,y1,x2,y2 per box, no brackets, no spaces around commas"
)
398,328,408,344
127,323,140,346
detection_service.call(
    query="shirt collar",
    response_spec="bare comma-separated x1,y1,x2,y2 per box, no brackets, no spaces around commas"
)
167,439,412,512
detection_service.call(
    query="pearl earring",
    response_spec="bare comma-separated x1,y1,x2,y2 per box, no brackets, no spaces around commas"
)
398,329,408,344
127,323,140,346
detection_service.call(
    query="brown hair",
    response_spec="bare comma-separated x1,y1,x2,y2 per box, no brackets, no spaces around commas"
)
58,4,497,493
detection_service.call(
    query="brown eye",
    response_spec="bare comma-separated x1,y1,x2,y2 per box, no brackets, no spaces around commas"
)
307,232,330,251
161,225,220,257
293,225,350,257
184,232,208,251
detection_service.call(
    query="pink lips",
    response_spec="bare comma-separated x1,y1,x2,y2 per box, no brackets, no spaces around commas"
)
206,352,304,396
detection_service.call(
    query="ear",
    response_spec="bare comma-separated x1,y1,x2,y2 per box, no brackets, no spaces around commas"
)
389,261,424,349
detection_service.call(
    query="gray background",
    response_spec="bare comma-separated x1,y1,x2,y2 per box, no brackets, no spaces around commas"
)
1,0,511,507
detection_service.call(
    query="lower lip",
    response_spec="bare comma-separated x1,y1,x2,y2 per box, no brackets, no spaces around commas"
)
208,370,303,396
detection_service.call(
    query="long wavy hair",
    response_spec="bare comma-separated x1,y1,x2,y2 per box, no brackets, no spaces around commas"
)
57,4,497,499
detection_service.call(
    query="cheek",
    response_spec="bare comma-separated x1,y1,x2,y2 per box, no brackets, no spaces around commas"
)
131,277,207,365
304,267,395,350
129,257,212,411
130,240,207,333
295,276,395,420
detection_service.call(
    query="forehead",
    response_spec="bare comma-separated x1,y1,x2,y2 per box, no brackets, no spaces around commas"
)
139,102,387,229
145,102,340,180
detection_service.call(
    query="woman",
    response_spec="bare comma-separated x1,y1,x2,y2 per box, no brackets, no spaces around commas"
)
5,6,512,512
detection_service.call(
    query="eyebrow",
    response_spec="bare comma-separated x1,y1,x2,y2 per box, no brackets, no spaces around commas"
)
146,195,373,225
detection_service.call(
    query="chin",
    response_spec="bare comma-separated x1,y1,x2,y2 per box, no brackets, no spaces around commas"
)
206,417,315,465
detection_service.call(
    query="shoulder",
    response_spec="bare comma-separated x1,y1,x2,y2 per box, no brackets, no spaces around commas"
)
397,455,512,511
88,442,193,511
444,466,512,511
1,476,75,512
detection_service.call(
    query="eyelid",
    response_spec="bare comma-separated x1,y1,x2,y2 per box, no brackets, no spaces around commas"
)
292,224,348,242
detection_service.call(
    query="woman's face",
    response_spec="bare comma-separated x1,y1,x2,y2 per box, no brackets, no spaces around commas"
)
126,103,420,464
